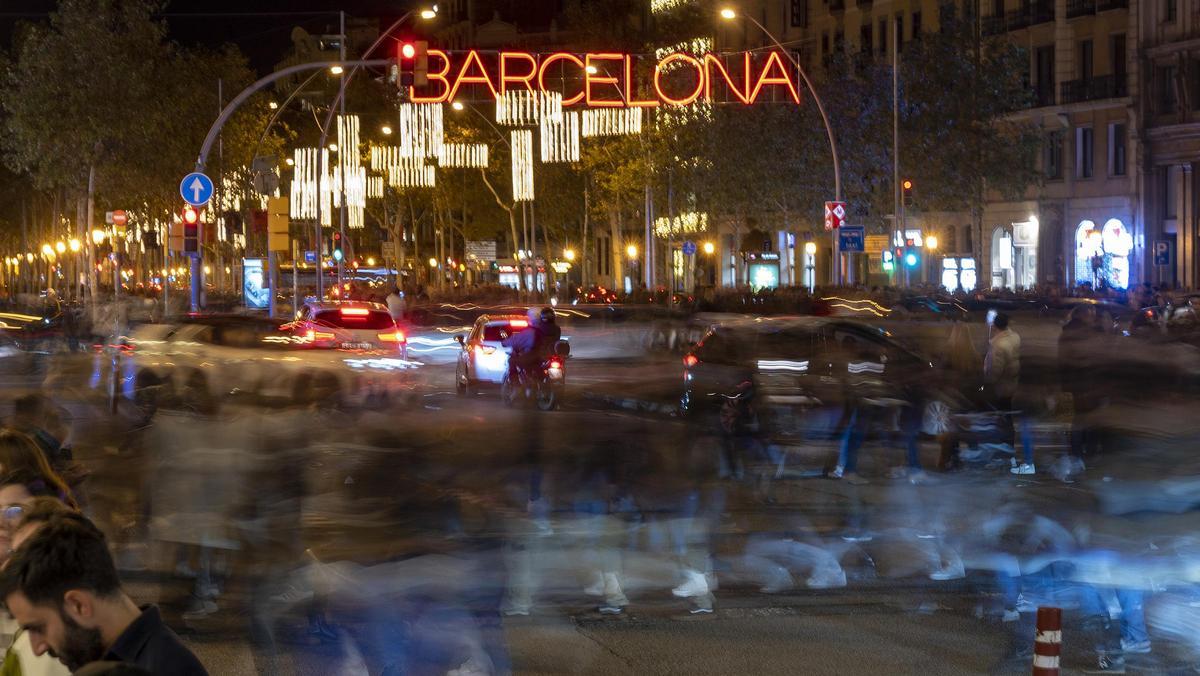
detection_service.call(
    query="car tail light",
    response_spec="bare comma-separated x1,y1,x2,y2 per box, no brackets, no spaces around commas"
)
340,307,370,316
378,330,406,343
475,345,496,356
509,319,528,328
683,354,698,368
306,329,335,341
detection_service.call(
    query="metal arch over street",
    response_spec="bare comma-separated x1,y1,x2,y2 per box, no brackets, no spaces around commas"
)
193,59,391,174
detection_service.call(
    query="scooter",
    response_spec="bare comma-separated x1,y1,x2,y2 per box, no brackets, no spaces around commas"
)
501,340,570,411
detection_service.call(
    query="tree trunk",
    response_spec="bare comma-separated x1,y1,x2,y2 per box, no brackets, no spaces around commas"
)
609,207,621,290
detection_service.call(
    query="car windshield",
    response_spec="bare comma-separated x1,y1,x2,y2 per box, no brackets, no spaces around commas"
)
314,309,394,330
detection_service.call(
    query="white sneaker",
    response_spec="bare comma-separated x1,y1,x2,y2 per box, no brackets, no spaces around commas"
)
829,465,845,479
1011,463,1036,475
1121,639,1151,654
603,572,629,607
672,570,710,598
269,586,314,604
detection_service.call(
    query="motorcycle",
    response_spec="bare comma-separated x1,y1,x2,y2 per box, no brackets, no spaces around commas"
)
501,340,569,411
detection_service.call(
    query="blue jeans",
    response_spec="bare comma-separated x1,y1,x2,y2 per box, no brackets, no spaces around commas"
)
837,407,867,472
1018,414,1035,465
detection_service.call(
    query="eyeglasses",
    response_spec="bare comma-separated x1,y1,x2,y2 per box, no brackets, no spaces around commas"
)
1,505,25,522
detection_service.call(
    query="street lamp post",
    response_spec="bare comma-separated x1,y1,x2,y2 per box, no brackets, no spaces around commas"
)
721,8,842,285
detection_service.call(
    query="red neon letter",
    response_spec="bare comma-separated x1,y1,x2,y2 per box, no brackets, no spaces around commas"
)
411,49,451,103
703,53,751,104
500,52,538,95
624,55,659,108
749,51,800,104
585,53,625,108
447,50,498,103
653,53,705,106
538,52,586,106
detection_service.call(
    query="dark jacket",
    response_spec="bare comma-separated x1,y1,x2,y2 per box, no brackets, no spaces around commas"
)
102,606,207,676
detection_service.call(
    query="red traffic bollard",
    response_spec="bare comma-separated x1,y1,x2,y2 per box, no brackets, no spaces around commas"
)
1032,606,1062,675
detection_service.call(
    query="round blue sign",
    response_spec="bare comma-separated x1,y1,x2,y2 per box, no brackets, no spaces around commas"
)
682,241,697,256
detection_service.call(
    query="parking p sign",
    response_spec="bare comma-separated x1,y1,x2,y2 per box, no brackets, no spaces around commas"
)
1155,240,1173,267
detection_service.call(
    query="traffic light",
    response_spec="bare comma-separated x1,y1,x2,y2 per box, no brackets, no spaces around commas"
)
882,250,895,272
182,205,200,253
902,179,914,208
905,251,920,268
332,231,343,261
414,40,429,87
398,41,416,90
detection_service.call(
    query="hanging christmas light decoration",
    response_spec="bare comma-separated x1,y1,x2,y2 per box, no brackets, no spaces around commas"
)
370,145,436,188
290,148,324,221
540,111,580,163
654,211,709,239
397,103,444,159
581,108,643,137
334,115,368,229
511,130,534,202
496,91,563,126
438,143,490,169
367,175,385,199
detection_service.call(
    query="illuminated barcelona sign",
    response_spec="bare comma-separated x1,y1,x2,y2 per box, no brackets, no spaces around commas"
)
408,50,803,107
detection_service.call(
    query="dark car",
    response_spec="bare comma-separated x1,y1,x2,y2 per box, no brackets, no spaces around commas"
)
680,317,962,442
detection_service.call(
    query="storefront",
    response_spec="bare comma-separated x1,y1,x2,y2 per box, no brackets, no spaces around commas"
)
744,252,781,291
940,257,977,292
990,217,1038,290
1073,218,1133,290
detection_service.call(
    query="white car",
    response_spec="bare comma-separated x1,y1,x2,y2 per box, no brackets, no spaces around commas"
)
122,314,416,413
453,314,529,394
292,301,408,359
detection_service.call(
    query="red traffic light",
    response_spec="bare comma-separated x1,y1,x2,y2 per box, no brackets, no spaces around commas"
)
182,205,199,225
902,179,913,191
400,43,416,59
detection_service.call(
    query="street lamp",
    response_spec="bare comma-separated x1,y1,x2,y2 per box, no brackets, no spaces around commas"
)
55,242,66,254
451,101,464,111
626,244,638,259
804,242,817,293
68,239,81,253
563,248,576,262
926,235,938,251
329,65,344,75
428,257,438,268
419,7,438,19
381,125,393,135
41,244,53,258
720,6,842,282
702,241,715,255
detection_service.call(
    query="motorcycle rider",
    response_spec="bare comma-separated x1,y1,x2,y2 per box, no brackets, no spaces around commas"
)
502,306,561,379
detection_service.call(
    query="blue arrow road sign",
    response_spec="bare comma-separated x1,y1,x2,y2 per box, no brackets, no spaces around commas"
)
682,241,697,256
179,172,214,207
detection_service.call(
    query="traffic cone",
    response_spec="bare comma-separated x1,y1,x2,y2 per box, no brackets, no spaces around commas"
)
1032,606,1062,675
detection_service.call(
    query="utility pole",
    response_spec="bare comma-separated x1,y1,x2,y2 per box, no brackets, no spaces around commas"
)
893,13,903,289
337,10,347,290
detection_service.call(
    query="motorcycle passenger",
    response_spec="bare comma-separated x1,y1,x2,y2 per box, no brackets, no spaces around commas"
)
503,307,561,378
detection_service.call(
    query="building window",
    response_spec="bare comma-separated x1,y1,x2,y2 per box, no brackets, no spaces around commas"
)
1159,65,1179,114
1035,45,1055,106
1076,126,1094,179
1108,123,1126,176
878,18,887,55
822,32,830,54
860,22,872,54
1111,34,1126,77
895,15,903,52
834,30,844,53
1044,130,1064,180
1166,0,1177,22
791,0,808,27
993,0,1004,17
1079,39,1093,81
912,11,922,39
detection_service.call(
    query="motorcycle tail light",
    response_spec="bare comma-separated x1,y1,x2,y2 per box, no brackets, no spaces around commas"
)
684,354,698,368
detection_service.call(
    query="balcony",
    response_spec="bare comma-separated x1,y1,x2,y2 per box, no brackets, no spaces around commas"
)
1059,73,1128,104
1034,84,1056,107
1067,0,1096,18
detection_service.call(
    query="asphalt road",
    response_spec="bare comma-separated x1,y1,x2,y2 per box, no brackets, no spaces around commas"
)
4,311,1200,674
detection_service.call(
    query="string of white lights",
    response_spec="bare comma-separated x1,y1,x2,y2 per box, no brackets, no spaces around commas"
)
397,103,444,159
540,111,580,163
653,211,709,238
511,130,534,202
497,91,563,126
367,175,384,199
438,142,490,168
581,108,643,137
650,0,695,13
371,145,437,188
290,148,323,221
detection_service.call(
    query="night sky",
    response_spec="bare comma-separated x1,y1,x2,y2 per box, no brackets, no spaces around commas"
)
2,1,420,74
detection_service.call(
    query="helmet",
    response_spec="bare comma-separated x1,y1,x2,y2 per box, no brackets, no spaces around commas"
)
526,307,541,324
539,306,555,324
